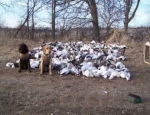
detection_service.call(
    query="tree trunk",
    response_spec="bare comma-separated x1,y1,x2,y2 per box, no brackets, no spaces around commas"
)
124,19,128,33
124,0,140,33
31,0,36,40
52,0,56,41
86,0,100,42
14,0,30,38
27,0,30,39
31,13,34,40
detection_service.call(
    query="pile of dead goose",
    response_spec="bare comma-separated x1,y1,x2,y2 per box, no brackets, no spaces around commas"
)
6,40,130,81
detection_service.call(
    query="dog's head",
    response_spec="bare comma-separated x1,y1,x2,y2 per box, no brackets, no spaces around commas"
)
42,45,51,55
19,43,29,54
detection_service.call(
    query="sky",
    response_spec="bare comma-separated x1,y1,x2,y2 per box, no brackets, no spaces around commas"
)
0,0,150,28
130,0,150,27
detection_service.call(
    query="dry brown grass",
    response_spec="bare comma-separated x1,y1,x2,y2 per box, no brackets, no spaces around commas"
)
0,30,149,67
106,29,150,67
0,37,43,51
1,32,150,115
0,37,43,64
106,28,149,52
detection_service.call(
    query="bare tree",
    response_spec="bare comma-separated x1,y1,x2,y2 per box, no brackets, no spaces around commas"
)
27,0,30,39
84,0,100,41
42,0,58,41
30,0,40,40
98,0,123,35
52,0,56,40
14,0,30,39
124,0,140,33
0,1,10,9
54,0,100,41
14,0,43,39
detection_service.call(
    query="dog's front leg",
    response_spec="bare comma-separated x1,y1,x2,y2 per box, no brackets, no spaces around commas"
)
49,57,52,76
28,59,31,72
40,59,44,75
18,60,21,72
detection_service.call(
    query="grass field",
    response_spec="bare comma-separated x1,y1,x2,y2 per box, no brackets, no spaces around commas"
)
0,32,150,115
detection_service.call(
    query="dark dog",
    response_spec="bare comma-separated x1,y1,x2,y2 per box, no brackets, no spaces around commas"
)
18,43,31,72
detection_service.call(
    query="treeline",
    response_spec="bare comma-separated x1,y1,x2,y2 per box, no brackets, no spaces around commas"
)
0,0,146,42
0,26,113,41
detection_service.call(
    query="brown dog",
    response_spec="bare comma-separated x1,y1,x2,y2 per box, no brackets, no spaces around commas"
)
39,45,52,75
18,43,31,72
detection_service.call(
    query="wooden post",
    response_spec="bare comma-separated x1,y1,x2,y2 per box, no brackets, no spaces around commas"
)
144,42,150,65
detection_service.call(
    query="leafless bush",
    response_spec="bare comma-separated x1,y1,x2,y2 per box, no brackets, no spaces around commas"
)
128,28,149,41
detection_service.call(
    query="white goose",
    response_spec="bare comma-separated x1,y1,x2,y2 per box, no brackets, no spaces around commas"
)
6,62,15,68
81,61,96,76
68,63,80,76
117,55,126,61
84,55,93,61
80,44,91,51
81,64,90,75
115,61,125,69
92,53,101,60
90,40,96,44
109,69,120,80
106,53,117,61
103,67,115,79
34,51,42,59
59,67,70,76
84,69,94,77
30,59,40,68
92,69,101,77
98,65,108,78
120,68,131,81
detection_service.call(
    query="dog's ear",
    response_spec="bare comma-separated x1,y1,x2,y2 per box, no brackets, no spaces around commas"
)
41,43,46,47
42,46,46,53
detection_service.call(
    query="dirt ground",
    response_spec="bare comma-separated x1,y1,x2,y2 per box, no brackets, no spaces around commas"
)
0,38,150,115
